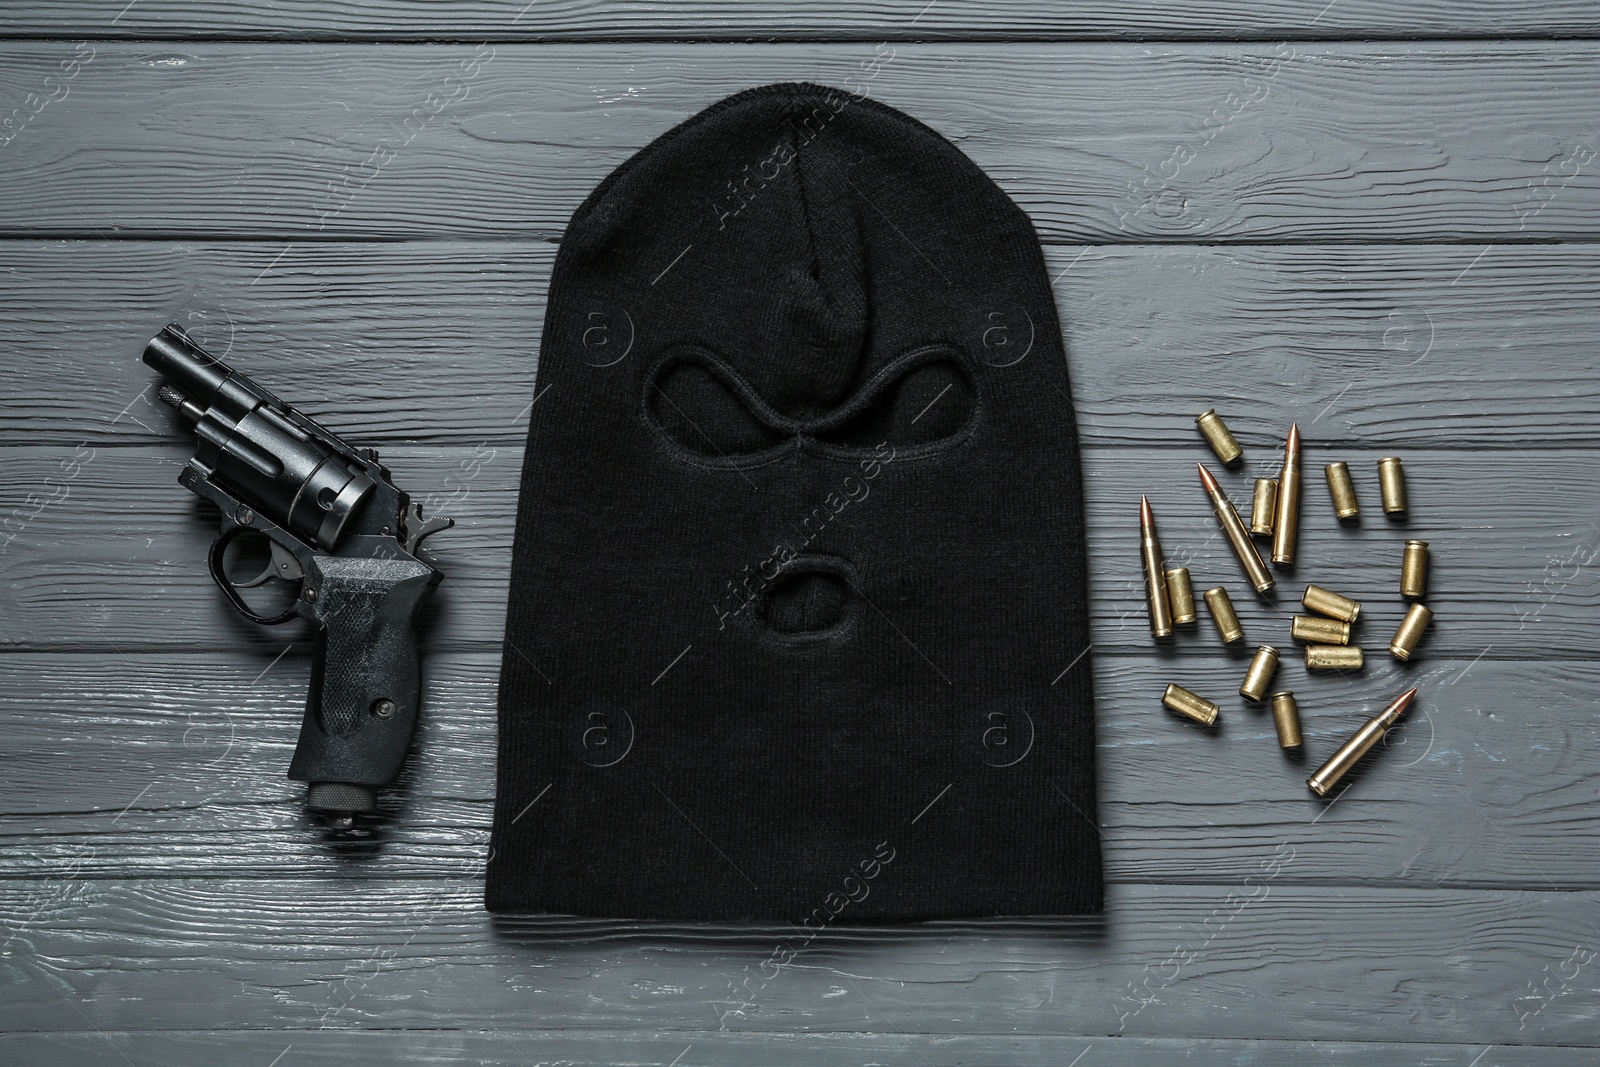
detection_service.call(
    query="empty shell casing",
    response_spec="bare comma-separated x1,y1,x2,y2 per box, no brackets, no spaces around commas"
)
1240,644,1281,702
1270,691,1304,750
1196,408,1243,465
1378,456,1407,514
1272,424,1301,564
1140,496,1173,639
1389,602,1434,661
1307,687,1418,797
1166,567,1197,624
1301,583,1361,623
1306,644,1364,671
1401,539,1429,598
1162,682,1220,726
1250,478,1278,536
1325,461,1360,520
1204,586,1245,644
1291,614,1351,645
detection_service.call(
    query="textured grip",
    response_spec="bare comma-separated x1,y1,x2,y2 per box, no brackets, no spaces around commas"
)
287,543,441,790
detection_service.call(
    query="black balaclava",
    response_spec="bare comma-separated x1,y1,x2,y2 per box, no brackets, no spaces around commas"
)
487,83,1101,921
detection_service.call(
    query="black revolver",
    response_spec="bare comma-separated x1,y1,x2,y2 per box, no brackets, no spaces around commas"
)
143,324,451,829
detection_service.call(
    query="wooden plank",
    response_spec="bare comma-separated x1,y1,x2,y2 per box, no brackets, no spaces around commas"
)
1,444,1593,654
2,879,1596,1045
2,240,1597,449
0,651,1592,889
8,1,1599,42
1,1030,1589,1067
2,43,1598,241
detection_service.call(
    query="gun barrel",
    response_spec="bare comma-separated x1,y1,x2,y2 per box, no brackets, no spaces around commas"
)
143,324,234,408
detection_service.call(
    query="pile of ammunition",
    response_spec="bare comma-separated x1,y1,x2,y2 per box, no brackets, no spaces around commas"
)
1145,411,1438,797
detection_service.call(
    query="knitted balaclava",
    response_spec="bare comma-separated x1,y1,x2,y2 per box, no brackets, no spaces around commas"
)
487,83,1100,920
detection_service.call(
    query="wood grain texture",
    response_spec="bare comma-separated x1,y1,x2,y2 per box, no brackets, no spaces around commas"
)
3,879,1597,1045
0,651,1589,889
2,43,1598,241
8,1,1600,41
2,444,1591,654
2,240,1597,449
0,1031,1588,1067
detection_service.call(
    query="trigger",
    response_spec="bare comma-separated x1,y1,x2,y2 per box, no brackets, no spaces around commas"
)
403,501,453,556
234,541,304,588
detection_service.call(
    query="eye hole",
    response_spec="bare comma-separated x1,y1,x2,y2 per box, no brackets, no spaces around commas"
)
817,355,976,449
762,569,851,635
645,358,786,457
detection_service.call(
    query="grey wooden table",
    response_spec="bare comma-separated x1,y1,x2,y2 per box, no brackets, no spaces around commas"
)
3,3,1599,1064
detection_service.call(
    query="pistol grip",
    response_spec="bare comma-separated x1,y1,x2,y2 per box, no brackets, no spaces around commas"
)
286,552,441,811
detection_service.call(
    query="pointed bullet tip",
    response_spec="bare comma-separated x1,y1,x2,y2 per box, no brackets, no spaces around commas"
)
1197,463,1219,492
1140,495,1154,525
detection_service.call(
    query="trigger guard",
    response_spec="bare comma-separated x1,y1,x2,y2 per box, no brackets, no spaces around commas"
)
208,525,303,625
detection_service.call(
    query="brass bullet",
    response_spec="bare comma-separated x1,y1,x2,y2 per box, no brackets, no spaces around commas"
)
1271,423,1301,565
1250,478,1278,537
1140,495,1173,638
1301,583,1361,623
1307,687,1418,797
1306,644,1364,671
1240,644,1281,702
1291,614,1351,646
1198,463,1275,593
1166,567,1197,624
1270,691,1304,750
1204,585,1245,644
1325,461,1360,520
1389,602,1434,661
1196,408,1243,465
1378,456,1408,514
1401,539,1429,598
1162,682,1220,727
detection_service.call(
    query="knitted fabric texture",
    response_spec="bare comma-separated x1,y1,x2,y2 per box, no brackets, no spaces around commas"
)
487,83,1101,920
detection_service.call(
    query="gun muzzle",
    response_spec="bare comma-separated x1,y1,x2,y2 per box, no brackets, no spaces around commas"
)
145,324,375,550
144,324,232,407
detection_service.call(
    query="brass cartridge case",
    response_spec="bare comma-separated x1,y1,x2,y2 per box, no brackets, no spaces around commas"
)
1239,644,1281,702
1162,682,1220,727
1196,408,1243,465
1166,567,1197,624
1204,586,1245,644
1325,461,1360,519
1291,614,1351,645
1301,583,1361,623
1250,478,1278,536
1140,496,1173,638
1378,456,1407,514
1271,423,1301,564
1198,464,1275,593
1306,644,1364,671
1307,687,1418,797
1401,539,1429,598
1389,602,1434,661
1270,691,1304,750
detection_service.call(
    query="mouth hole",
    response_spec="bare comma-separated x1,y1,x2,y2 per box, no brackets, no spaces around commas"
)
761,568,851,635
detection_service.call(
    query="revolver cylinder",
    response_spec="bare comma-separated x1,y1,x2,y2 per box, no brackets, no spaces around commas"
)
145,325,374,550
